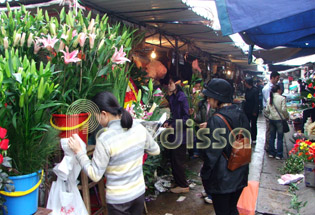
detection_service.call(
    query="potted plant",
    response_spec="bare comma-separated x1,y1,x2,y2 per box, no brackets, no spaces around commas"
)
0,49,60,214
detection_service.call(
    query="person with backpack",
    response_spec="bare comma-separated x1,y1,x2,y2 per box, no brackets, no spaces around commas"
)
201,78,250,215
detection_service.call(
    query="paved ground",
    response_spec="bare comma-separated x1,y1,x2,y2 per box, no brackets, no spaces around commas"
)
146,114,315,215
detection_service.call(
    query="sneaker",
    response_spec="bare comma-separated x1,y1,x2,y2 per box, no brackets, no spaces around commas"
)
201,191,207,197
204,197,213,204
275,156,282,160
268,154,274,158
170,186,189,194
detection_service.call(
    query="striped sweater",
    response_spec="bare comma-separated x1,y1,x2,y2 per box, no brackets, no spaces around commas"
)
76,120,160,204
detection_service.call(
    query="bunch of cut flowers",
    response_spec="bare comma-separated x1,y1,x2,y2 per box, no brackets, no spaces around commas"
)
289,139,315,163
126,79,164,121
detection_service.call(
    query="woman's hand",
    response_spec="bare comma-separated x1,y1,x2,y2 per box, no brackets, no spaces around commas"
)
199,122,207,128
68,134,83,154
189,108,194,115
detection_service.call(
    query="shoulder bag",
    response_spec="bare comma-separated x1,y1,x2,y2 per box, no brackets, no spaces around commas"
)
214,113,251,171
273,104,290,133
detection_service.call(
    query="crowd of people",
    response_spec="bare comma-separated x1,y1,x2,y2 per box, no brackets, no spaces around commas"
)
66,71,290,215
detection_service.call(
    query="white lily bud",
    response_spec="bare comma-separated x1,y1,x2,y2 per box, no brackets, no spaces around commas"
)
27,33,33,47
50,23,56,36
13,33,21,47
98,39,104,50
149,103,157,113
59,41,65,51
20,33,26,47
1,26,6,36
88,18,95,32
73,36,79,48
89,34,96,49
3,37,8,49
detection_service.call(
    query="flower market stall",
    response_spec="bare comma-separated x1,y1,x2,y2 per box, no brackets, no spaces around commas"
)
0,1,168,214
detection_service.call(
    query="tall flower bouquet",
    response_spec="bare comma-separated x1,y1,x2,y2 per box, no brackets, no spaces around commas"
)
0,4,141,109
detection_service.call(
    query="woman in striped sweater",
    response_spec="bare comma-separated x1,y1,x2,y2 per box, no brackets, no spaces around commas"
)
68,92,160,215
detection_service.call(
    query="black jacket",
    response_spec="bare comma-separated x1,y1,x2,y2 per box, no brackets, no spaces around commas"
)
201,104,250,194
244,86,259,116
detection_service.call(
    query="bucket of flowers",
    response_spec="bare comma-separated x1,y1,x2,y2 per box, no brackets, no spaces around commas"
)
289,139,315,187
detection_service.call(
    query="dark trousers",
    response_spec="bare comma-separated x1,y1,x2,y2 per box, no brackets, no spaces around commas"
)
211,189,243,215
265,117,270,150
170,144,188,188
246,113,258,141
269,120,284,158
107,194,145,215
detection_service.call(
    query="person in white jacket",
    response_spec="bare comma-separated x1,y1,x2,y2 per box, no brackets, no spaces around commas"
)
264,84,289,160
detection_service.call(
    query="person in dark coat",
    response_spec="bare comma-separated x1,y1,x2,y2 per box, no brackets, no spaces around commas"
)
244,77,259,144
201,78,250,215
163,76,190,194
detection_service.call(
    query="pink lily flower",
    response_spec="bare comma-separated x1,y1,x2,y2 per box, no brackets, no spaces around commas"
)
153,92,164,97
111,46,131,64
38,34,58,51
72,30,78,38
60,46,81,64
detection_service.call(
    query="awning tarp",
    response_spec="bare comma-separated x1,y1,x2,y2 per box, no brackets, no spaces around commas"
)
215,0,315,49
215,0,315,36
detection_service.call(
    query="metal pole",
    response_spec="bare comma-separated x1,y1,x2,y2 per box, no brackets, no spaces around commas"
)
175,37,179,78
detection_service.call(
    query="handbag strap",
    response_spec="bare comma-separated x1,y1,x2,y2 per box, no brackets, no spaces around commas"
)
213,113,234,161
214,113,233,132
273,104,284,120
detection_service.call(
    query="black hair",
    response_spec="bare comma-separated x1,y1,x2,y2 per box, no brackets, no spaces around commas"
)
269,84,281,106
168,76,183,92
92,91,133,129
245,77,253,86
270,71,280,79
195,79,202,84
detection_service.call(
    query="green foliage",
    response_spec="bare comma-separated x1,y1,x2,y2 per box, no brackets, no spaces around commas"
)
286,183,307,215
0,49,60,175
279,155,304,174
129,66,149,89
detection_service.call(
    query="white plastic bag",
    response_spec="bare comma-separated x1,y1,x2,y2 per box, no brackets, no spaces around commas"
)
47,135,88,215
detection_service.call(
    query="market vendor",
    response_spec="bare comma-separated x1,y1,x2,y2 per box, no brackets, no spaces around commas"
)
68,91,160,215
